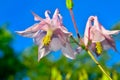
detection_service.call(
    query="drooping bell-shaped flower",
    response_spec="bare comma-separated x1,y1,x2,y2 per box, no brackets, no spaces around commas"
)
84,16,120,56
16,9,76,61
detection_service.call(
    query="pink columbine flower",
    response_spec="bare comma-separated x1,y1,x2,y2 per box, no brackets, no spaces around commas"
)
84,16,120,56
16,9,76,61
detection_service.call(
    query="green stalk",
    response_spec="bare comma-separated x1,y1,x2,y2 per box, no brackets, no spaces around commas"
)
87,50,112,80
71,36,112,80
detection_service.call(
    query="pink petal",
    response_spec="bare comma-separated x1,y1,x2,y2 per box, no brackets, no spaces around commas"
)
16,23,48,37
16,25,39,38
60,26,72,36
38,47,50,61
101,40,113,50
93,16,101,30
24,22,46,32
54,28,71,45
23,23,40,32
101,26,120,35
45,10,51,20
16,31,38,38
33,31,46,46
52,8,59,19
84,16,94,46
58,14,63,25
103,35,117,51
32,12,43,21
61,42,75,59
93,16,120,35
90,27,105,42
49,37,62,51
55,28,72,38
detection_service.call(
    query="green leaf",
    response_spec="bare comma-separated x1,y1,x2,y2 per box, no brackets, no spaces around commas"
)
51,67,62,80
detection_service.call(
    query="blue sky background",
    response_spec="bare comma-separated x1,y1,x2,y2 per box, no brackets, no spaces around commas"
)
0,0,120,65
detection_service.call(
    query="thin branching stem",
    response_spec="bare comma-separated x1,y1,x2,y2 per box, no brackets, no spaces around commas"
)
87,50,112,80
69,9,81,39
71,36,112,80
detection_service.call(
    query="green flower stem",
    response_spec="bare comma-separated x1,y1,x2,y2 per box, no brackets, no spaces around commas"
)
70,36,112,80
87,50,112,80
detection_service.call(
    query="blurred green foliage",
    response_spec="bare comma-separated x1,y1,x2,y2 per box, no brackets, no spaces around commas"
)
112,22,120,30
0,24,26,80
0,23,120,80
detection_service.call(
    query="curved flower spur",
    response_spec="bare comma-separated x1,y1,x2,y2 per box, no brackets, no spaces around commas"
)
84,16,120,56
16,9,77,61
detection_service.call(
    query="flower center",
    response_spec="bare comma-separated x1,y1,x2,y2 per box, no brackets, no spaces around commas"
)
95,42,103,55
42,29,53,46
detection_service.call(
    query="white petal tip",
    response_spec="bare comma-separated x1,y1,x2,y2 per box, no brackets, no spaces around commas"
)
38,58,41,62
63,53,75,59
15,31,20,33
15,31,24,35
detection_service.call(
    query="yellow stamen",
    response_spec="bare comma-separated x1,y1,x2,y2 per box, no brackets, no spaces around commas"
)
95,42,103,55
42,29,53,46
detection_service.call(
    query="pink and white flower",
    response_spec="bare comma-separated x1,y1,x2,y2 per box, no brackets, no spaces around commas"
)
84,16,120,55
16,9,76,61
